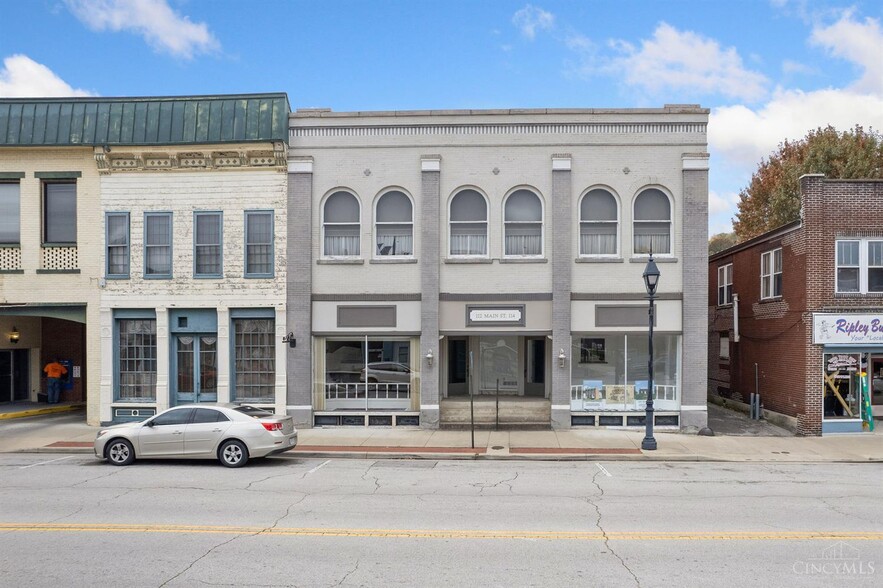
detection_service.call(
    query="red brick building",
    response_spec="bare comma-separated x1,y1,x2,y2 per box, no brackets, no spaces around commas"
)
709,175,883,435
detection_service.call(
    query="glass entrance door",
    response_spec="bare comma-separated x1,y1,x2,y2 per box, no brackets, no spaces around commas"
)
175,335,217,404
524,337,546,397
446,338,468,396
872,356,883,417
479,336,519,395
0,351,11,403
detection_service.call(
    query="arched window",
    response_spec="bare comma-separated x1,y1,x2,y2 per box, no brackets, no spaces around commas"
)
375,190,413,257
579,189,618,255
449,189,487,256
633,188,671,254
323,191,360,256
504,189,543,256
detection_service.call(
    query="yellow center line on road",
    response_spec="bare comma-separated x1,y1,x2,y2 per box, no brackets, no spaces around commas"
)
1,523,882,541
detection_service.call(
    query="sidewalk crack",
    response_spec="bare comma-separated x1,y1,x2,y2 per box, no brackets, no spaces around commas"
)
586,469,641,588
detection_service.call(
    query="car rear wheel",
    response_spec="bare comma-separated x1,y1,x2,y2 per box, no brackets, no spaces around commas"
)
219,440,249,468
106,439,135,466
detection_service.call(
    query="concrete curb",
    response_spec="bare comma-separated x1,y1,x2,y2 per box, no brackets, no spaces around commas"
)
11,447,883,463
0,404,85,420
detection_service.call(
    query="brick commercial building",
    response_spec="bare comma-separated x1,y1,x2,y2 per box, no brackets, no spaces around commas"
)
709,175,883,435
288,105,710,430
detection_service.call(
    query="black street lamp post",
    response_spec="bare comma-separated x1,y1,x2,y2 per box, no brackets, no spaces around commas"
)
642,253,660,451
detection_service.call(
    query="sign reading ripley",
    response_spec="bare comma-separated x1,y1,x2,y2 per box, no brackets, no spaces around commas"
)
814,313,883,345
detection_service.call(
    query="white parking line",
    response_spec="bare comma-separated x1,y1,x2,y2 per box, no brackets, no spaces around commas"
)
306,459,331,475
19,456,75,469
595,463,612,477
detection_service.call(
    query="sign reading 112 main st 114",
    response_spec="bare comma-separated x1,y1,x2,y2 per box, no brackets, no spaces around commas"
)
813,313,883,345
466,305,526,327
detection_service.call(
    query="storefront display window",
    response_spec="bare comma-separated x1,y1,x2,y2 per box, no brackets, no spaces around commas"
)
318,337,418,411
570,334,679,411
823,353,862,419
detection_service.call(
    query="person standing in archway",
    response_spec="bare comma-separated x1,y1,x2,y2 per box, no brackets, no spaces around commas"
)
43,359,67,404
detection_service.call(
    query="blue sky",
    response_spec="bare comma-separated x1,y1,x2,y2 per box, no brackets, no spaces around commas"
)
2,0,882,234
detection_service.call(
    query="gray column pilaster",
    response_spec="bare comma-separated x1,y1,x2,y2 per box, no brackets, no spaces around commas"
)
287,158,313,427
680,154,710,430
551,155,573,429
419,156,441,428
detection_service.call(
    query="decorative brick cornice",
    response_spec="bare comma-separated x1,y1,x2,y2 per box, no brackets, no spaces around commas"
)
94,144,287,174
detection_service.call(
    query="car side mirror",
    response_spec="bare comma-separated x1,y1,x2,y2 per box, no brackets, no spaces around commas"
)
145,420,155,427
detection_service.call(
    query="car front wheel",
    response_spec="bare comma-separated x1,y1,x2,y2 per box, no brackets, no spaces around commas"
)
219,440,249,468
106,439,135,466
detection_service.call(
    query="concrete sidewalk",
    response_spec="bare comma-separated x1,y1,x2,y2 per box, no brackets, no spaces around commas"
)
1,405,881,462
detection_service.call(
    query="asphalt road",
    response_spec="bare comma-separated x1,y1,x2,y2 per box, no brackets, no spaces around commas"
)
0,453,880,587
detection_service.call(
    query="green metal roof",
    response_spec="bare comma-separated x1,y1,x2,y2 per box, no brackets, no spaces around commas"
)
0,93,290,147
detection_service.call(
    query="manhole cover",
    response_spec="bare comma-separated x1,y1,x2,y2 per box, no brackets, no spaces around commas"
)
492,446,504,450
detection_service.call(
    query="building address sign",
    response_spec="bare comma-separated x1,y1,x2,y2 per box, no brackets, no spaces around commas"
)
466,305,526,327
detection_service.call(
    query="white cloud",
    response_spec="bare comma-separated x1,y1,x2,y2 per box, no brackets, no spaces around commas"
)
65,0,219,59
512,4,554,40
0,54,94,97
710,88,883,168
781,59,815,76
607,23,769,102
708,190,740,216
810,11,883,93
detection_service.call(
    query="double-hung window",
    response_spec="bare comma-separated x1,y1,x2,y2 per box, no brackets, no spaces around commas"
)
633,188,671,255
0,182,21,245
760,248,782,299
245,211,273,277
323,192,360,257
375,191,413,257
580,189,618,256
449,189,488,256
105,213,130,278
836,239,883,293
503,189,543,257
194,212,222,277
717,263,733,305
43,182,77,244
144,212,172,278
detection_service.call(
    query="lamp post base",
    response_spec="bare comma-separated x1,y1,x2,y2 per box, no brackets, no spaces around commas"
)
641,437,657,451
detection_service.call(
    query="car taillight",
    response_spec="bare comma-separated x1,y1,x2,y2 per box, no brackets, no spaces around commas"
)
262,422,283,432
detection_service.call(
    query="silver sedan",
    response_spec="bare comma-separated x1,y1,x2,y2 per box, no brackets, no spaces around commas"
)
94,404,297,468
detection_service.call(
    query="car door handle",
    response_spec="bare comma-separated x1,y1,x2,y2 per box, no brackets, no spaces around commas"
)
172,431,183,435
212,428,223,433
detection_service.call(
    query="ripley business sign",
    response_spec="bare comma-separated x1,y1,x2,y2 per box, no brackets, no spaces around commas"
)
813,313,883,345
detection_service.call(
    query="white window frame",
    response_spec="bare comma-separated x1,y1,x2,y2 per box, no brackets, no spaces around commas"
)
0,182,21,245
373,189,414,258
760,248,783,299
322,190,361,258
632,188,673,256
502,188,544,258
448,189,489,258
836,238,883,294
717,263,733,306
719,333,730,360
578,188,619,257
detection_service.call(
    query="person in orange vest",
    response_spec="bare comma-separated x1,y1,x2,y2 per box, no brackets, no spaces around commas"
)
43,358,68,404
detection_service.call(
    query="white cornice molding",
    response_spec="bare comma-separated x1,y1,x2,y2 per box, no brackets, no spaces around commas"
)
97,147,286,174
288,158,314,174
421,156,441,172
552,154,572,171
682,153,710,171
292,122,707,139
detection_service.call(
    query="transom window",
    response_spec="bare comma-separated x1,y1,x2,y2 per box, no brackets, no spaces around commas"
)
43,182,77,244
194,212,222,277
504,189,543,256
106,213,130,278
633,188,671,255
375,190,413,257
323,191,361,257
836,239,883,293
449,189,487,256
717,263,733,305
761,248,783,299
580,189,618,255
144,212,172,278
0,183,20,244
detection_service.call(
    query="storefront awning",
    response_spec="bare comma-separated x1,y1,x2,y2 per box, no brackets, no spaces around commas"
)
0,304,87,324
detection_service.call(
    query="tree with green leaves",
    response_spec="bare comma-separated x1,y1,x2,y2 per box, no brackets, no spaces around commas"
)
708,232,737,255
733,125,883,241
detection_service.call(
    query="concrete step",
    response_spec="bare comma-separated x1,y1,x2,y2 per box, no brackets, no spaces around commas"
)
440,397,551,429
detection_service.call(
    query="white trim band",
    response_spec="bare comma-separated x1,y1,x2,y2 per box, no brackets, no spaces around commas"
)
552,157,572,171
420,404,440,410
682,156,710,171
421,159,441,172
552,404,571,410
288,160,313,173
679,405,709,411
286,405,313,410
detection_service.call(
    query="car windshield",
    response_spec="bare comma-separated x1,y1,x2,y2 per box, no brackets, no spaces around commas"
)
233,405,273,418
